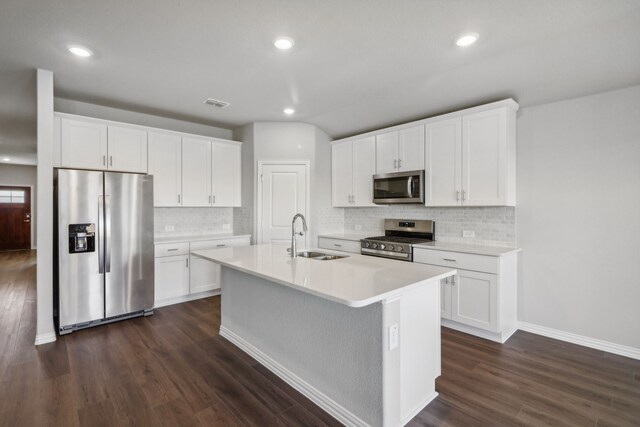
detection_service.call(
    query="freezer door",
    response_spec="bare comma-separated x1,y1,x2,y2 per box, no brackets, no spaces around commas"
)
104,172,154,317
57,169,105,328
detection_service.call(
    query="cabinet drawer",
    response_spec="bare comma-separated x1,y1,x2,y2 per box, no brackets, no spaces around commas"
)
189,237,250,251
318,237,361,254
413,248,498,274
155,242,189,257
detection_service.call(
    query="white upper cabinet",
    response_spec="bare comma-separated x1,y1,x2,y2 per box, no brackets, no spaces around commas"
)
61,118,108,170
425,117,462,206
425,105,516,206
375,131,399,174
375,125,424,174
148,132,182,207
107,125,148,173
462,107,514,206
211,140,241,207
181,136,212,207
332,136,377,207
398,125,425,172
59,118,147,173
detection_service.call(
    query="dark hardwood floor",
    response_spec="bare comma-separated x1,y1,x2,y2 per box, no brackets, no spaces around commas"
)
1,250,639,426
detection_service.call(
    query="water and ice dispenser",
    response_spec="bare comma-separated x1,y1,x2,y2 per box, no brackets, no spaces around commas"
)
68,223,96,254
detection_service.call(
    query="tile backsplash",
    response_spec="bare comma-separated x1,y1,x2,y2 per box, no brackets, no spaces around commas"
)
154,207,233,236
344,206,516,247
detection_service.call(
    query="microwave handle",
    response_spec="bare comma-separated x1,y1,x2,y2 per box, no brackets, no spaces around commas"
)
407,176,413,196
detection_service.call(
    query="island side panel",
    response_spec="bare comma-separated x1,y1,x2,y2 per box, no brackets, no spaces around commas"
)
220,266,384,426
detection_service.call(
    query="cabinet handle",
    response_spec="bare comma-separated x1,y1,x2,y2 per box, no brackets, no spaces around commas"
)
334,243,342,247
102,155,106,166
167,248,178,252
450,276,455,286
209,195,212,204
216,244,226,248
394,159,398,169
462,190,466,201
443,258,457,262
398,159,402,168
456,190,460,201
178,194,180,204
109,156,113,167
212,195,216,204
186,258,189,268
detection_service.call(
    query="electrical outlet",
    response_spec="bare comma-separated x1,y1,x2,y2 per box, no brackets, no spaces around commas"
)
389,324,399,350
354,224,362,231
164,225,175,232
463,230,476,238
222,223,231,230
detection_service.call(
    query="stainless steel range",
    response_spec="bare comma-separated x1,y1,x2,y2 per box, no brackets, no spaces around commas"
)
361,219,435,262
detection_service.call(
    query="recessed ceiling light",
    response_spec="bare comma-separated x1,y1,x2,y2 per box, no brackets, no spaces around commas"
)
455,33,479,47
283,108,295,115
68,45,93,57
2,157,11,162
274,37,295,50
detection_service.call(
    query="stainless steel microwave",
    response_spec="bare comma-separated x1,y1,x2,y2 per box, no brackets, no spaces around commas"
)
373,170,425,204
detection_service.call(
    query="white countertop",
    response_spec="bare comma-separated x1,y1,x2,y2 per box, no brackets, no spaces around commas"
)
412,241,521,256
155,233,251,244
318,233,371,241
192,243,456,308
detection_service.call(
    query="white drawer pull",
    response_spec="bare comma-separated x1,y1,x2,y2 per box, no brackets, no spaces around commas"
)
334,243,342,247
216,244,226,248
443,258,457,262
167,248,178,252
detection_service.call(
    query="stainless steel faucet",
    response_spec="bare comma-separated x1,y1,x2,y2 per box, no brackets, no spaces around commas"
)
290,213,308,258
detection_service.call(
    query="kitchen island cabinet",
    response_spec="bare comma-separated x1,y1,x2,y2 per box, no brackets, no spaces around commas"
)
193,243,455,427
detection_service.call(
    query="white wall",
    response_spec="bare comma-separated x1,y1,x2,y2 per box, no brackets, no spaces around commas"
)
517,85,640,350
0,164,37,248
35,69,56,344
54,98,233,140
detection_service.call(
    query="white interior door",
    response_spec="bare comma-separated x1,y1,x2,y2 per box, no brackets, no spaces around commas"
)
259,163,308,245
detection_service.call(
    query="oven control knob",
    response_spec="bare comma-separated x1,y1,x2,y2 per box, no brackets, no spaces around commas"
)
380,244,386,250
363,241,370,248
388,245,394,251
371,243,378,249
397,246,404,252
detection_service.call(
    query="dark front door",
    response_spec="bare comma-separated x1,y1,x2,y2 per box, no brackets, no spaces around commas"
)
0,186,31,251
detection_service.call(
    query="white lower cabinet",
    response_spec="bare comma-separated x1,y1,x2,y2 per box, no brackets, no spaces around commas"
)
154,237,250,307
154,255,190,303
414,247,518,343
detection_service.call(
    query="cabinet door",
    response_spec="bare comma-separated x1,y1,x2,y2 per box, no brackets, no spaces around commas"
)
181,137,212,206
211,141,241,207
61,118,108,170
425,117,462,206
451,270,498,332
107,125,148,173
189,255,220,293
441,278,452,320
154,255,189,304
331,141,353,207
398,125,424,171
462,108,507,205
352,136,376,206
375,131,399,174
148,132,182,207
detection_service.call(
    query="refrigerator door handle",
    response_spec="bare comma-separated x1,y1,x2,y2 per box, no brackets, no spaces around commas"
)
105,195,112,273
98,195,104,274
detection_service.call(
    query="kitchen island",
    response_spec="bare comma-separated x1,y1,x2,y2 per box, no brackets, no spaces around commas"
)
192,243,456,427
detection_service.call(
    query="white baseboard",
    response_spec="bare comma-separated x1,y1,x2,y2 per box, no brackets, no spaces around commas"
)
518,322,640,361
400,392,439,426
154,289,220,308
442,319,516,344
220,326,369,427
34,332,56,345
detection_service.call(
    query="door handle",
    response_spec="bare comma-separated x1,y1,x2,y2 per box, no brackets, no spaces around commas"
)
105,195,112,273
407,176,413,197
98,195,104,274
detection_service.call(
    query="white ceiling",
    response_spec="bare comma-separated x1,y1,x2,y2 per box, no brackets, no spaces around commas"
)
1,0,640,165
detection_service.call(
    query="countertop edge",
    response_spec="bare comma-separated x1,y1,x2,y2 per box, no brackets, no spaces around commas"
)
155,234,252,244
412,243,521,257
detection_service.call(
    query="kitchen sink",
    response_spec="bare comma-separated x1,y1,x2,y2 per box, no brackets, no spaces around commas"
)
296,251,348,260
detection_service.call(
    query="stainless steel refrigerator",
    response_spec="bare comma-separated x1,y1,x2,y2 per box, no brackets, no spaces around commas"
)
54,169,154,334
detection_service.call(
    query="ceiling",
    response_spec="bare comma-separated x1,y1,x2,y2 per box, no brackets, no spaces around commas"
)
1,0,640,165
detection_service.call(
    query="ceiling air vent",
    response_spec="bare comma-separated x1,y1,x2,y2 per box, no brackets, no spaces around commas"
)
202,98,230,108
